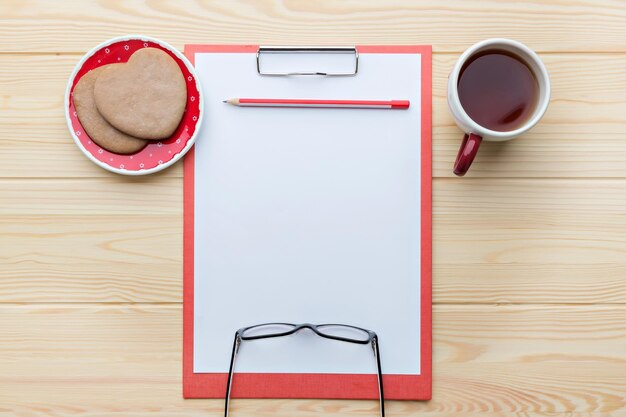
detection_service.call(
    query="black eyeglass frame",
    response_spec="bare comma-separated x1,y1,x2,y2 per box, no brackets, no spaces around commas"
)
224,322,385,417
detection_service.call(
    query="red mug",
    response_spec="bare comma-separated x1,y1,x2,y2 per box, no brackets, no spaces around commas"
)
448,39,551,176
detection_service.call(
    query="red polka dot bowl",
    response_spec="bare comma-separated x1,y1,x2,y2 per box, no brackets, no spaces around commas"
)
65,35,203,175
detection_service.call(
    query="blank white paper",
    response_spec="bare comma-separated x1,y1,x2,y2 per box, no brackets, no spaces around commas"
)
193,51,422,375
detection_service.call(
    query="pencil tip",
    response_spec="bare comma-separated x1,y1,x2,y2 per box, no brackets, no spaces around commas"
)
222,100,227,103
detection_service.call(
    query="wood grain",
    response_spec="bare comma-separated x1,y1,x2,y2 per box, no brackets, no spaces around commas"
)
1,178,625,304
1,305,624,416
1,0,626,53
0,215,181,303
0,177,181,215
1,54,626,179
433,178,626,304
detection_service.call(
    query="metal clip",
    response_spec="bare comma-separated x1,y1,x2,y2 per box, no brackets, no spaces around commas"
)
256,46,359,76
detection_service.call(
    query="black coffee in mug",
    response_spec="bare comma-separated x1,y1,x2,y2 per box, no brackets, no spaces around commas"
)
457,49,539,132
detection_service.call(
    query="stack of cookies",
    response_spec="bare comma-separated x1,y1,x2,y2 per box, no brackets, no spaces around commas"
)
73,48,187,154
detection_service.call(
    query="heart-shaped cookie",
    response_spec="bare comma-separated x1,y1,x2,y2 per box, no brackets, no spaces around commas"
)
73,65,148,154
93,48,187,140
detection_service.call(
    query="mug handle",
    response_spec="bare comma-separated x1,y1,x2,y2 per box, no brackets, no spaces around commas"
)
453,133,482,176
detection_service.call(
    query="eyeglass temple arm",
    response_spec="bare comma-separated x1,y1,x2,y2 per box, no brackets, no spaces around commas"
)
372,336,385,417
225,331,384,417
224,333,241,417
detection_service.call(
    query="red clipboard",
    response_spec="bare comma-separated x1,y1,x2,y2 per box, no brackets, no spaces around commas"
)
183,45,432,400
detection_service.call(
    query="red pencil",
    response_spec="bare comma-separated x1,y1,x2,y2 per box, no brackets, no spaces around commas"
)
223,98,410,109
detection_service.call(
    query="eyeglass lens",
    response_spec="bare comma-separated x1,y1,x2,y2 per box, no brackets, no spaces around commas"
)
240,323,296,338
315,324,371,342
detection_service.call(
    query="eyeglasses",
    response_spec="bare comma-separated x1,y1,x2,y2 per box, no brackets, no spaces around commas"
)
225,323,385,417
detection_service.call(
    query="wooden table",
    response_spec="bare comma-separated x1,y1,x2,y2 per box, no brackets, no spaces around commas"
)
1,1,625,415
